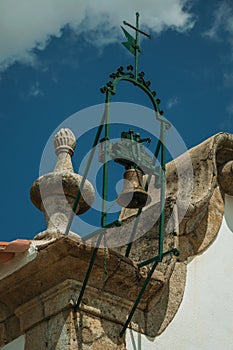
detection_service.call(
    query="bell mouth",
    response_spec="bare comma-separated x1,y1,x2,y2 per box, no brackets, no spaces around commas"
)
117,188,151,209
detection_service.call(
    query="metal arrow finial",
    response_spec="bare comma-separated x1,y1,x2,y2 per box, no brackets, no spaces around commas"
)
121,12,151,80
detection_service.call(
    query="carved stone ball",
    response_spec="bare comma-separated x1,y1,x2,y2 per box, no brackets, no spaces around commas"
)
30,171,95,215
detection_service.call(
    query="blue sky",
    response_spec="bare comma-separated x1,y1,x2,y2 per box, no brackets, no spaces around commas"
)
0,0,233,241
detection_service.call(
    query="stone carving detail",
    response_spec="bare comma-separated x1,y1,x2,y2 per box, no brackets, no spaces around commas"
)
30,128,95,239
115,132,232,336
54,128,76,156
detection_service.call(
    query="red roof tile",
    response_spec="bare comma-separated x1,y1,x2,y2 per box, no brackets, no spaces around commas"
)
0,240,30,263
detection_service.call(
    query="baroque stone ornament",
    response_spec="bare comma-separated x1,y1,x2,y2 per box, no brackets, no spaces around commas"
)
30,128,95,239
113,132,233,336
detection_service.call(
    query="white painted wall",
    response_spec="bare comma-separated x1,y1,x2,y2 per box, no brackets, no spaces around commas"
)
127,195,233,350
1,336,24,350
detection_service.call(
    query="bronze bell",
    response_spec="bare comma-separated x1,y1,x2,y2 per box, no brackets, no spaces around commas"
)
117,168,151,208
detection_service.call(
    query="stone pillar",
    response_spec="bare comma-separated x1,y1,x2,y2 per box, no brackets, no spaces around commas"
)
16,280,126,350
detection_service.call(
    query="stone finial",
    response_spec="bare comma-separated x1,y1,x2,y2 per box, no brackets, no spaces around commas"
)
30,128,95,239
53,128,76,173
54,128,76,156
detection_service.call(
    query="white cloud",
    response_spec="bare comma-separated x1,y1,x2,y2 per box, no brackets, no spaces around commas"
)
203,2,228,40
0,0,195,71
27,81,43,98
167,96,179,109
203,2,233,57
